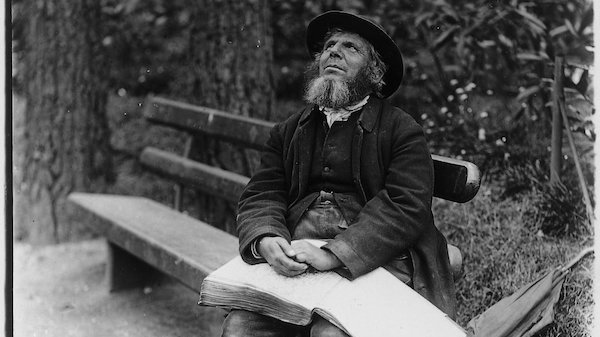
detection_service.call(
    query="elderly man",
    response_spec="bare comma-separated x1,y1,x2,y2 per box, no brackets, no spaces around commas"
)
221,11,456,337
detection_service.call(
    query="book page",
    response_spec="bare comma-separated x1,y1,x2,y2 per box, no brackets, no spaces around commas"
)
317,268,466,337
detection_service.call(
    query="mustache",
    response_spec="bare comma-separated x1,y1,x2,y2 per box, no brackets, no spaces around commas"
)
323,62,344,71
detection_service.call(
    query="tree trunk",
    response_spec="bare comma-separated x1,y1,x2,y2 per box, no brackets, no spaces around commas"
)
188,0,274,119
185,0,274,234
15,0,114,244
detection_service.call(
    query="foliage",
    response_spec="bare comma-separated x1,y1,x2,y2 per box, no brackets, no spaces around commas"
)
386,0,594,170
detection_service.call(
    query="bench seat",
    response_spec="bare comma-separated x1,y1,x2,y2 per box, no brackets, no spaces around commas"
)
68,192,238,292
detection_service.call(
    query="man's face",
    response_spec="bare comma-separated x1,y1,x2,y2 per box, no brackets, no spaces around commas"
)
319,32,370,83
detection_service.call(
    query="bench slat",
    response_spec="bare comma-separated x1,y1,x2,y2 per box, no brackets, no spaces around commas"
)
140,147,249,203
142,147,480,203
68,192,238,292
144,96,273,150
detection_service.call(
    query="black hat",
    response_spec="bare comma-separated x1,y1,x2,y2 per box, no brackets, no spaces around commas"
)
306,11,404,98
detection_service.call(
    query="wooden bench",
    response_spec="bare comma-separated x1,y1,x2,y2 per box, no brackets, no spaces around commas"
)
68,95,480,293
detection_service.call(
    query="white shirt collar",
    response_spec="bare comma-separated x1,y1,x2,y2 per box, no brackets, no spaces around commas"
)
319,95,370,127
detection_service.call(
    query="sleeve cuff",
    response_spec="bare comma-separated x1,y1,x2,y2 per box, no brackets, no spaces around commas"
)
250,239,262,259
322,240,371,280
242,234,280,264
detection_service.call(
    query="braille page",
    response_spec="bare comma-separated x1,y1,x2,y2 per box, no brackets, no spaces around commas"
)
316,267,467,337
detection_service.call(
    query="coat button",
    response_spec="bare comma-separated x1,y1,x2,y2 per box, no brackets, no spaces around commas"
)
323,166,330,172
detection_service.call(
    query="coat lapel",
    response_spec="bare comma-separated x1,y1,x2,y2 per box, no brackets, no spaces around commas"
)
294,106,317,202
357,96,381,133
352,98,382,202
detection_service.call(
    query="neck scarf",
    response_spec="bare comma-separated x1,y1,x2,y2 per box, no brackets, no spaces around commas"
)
320,95,370,127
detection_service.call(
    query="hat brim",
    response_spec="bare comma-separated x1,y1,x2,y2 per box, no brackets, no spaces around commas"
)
306,11,404,98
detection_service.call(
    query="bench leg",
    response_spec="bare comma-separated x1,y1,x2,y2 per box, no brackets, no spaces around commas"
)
106,241,163,292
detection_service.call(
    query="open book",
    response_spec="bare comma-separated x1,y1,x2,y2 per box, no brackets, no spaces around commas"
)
199,239,466,337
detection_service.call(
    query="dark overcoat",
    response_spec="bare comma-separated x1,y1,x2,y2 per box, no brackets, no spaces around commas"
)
236,97,457,318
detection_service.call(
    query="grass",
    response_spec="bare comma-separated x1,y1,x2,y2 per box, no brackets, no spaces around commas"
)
107,94,594,335
434,189,594,335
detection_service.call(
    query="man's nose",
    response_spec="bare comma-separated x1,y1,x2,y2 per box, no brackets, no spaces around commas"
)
330,42,341,52
328,44,342,58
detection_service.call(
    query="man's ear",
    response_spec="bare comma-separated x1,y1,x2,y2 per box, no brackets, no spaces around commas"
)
370,63,385,88
372,63,385,83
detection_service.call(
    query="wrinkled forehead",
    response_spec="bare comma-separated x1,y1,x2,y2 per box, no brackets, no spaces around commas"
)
322,29,372,50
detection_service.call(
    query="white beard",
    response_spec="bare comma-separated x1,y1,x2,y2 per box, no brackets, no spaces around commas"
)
304,76,352,109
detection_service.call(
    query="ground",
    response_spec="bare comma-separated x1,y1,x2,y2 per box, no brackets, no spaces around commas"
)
14,239,225,337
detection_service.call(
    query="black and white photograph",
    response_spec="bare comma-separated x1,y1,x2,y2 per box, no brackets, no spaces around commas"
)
10,1,596,336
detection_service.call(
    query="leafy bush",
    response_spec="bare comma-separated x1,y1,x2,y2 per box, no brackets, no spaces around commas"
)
392,0,594,171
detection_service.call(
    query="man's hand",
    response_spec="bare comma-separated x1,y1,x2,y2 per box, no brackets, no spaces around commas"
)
291,240,343,271
258,237,308,277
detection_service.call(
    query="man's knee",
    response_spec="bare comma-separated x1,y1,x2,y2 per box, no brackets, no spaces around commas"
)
221,310,251,337
221,310,295,337
310,317,349,337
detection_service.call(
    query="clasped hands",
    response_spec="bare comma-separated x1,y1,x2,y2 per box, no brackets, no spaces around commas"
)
257,237,342,277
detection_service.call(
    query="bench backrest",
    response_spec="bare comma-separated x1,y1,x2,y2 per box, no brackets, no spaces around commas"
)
144,96,272,150
141,96,480,204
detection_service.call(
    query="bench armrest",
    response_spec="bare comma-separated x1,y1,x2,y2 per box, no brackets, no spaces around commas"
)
431,155,480,203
